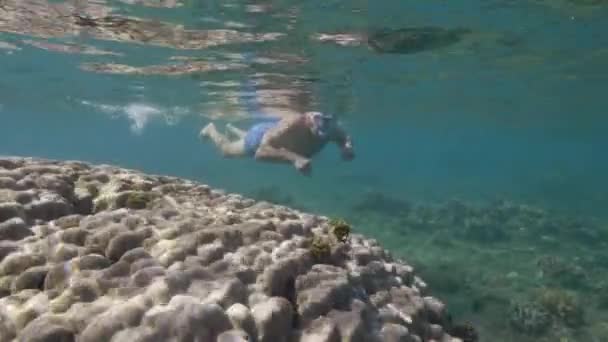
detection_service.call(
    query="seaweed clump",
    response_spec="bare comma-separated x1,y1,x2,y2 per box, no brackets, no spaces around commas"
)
538,288,585,327
329,218,351,243
85,183,99,198
508,300,552,336
310,235,332,264
123,191,154,209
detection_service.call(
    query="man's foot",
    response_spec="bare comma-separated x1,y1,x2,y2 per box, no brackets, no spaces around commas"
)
199,123,216,140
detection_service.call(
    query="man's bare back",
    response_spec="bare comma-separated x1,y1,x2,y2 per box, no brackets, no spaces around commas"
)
200,112,354,175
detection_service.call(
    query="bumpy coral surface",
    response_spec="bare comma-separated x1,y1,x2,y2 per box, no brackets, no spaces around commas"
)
0,156,462,342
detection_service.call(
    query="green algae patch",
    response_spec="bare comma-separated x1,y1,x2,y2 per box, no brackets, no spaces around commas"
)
310,235,332,264
93,198,109,212
509,300,552,336
538,288,585,327
329,218,351,243
121,191,155,210
85,183,100,198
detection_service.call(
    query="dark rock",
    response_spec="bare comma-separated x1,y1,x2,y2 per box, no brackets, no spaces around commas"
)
15,178,36,191
73,187,94,215
277,221,305,239
35,174,73,199
0,201,25,222
207,278,248,309
12,266,48,292
0,177,18,190
252,297,294,342
44,263,70,292
0,275,15,297
175,302,232,340
69,279,100,302
130,266,166,287
60,227,89,245
423,296,448,325
106,231,145,262
448,321,479,342
109,327,159,342
0,158,21,169
130,258,161,274
0,241,19,262
79,301,147,342
99,260,131,279
300,317,340,342
84,223,129,252
197,242,227,266
327,308,367,342
0,217,33,241
0,253,46,276
295,264,353,324
75,254,112,270
352,246,380,266
380,323,412,342
217,329,251,342
389,287,428,336
25,193,73,221
359,261,395,293
120,247,152,264
226,303,258,339
263,250,312,299
18,315,75,342
15,190,36,204
55,215,82,229
50,243,79,263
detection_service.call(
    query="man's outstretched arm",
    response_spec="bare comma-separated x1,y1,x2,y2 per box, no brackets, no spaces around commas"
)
254,144,304,164
255,140,311,175
253,116,311,174
331,126,354,160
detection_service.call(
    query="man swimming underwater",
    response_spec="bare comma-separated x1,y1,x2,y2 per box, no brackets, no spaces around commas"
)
199,111,354,175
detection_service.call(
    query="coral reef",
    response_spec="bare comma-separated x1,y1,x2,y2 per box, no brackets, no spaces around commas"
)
0,156,462,342
347,191,607,341
509,300,552,336
537,288,584,327
328,218,351,243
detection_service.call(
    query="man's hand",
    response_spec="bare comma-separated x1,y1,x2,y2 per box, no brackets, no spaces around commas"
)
341,142,354,161
294,158,312,175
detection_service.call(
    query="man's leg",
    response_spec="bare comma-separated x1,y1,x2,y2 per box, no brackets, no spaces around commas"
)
226,123,247,139
200,123,247,157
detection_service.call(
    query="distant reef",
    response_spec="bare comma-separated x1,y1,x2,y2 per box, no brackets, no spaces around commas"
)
0,156,475,342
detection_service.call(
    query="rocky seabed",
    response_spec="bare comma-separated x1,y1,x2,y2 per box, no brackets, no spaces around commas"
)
0,157,461,342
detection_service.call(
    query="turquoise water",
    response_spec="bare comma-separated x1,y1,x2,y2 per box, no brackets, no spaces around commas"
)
2,0,608,340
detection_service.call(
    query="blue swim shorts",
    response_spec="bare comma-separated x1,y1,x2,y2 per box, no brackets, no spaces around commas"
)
244,121,278,156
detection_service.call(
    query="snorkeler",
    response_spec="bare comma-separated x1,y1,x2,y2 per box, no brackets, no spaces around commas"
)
199,111,354,175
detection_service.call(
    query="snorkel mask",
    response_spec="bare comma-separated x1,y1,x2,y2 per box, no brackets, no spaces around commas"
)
307,111,336,138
